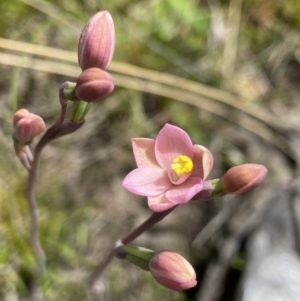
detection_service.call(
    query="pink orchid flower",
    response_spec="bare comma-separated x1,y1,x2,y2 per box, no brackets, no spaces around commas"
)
122,124,214,212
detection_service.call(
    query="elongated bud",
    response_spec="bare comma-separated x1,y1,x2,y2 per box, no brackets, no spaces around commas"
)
78,10,115,71
75,68,114,102
149,250,197,291
13,109,45,144
221,163,267,194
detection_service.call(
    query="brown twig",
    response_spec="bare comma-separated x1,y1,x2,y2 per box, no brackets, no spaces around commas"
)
24,101,85,300
88,206,177,290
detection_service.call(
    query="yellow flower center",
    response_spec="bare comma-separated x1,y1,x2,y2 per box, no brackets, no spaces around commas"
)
171,155,193,176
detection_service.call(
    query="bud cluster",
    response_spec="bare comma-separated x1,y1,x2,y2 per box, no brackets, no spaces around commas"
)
68,10,116,105
13,109,45,144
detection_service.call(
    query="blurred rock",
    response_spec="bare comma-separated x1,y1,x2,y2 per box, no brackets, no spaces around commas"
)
239,189,300,301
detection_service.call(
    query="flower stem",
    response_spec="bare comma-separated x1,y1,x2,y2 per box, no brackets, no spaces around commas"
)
24,101,82,299
71,100,91,122
88,206,177,290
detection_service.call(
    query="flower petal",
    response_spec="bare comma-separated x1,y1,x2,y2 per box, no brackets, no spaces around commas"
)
132,138,160,168
148,194,177,212
122,167,171,197
155,124,194,170
191,145,214,179
193,180,214,201
165,177,203,204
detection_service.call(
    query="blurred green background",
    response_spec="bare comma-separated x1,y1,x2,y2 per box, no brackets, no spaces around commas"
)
0,0,299,300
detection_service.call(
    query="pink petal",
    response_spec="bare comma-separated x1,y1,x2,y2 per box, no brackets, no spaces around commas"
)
167,167,190,185
191,145,214,180
122,167,172,197
132,138,160,168
155,124,194,170
165,177,203,204
193,180,214,201
148,193,177,212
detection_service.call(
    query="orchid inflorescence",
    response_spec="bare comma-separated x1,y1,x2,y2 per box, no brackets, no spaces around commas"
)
12,9,267,296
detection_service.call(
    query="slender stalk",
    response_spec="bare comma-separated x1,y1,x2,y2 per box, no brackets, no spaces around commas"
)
23,102,75,300
88,206,177,290
24,136,48,300
121,207,176,244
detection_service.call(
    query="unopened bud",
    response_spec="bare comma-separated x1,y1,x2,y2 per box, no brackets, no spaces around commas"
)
75,68,114,103
149,250,197,291
221,163,267,194
78,10,115,71
13,109,30,128
13,109,45,144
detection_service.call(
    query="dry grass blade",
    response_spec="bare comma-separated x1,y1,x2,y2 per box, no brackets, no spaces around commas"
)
18,0,83,33
0,50,296,161
222,0,243,75
0,38,290,133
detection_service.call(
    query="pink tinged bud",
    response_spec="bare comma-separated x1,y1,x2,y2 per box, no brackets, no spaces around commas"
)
149,251,197,291
13,109,30,128
75,68,114,102
15,119,33,144
78,10,115,71
13,109,45,144
221,163,268,194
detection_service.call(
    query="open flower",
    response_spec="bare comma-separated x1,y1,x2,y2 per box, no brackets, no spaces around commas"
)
122,124,214,212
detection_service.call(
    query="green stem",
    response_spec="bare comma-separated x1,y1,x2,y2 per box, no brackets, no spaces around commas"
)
62,82,77,100
71,100,91,122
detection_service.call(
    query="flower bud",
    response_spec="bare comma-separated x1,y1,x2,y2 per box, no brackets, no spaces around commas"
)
221,163,267,194
13,109,45,144
78,10,115,71
75,68,114,102
13,108,30,128
149,250,197,291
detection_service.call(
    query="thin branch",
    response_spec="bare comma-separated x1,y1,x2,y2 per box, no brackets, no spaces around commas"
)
24,101,84,299
0,38,291,132
88,206,177,290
